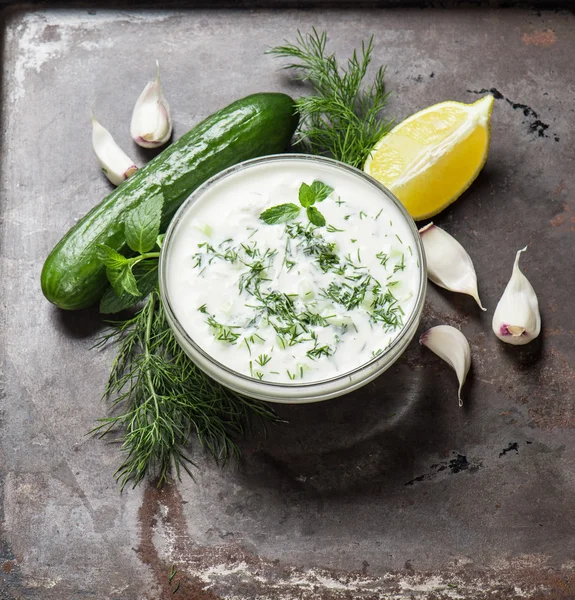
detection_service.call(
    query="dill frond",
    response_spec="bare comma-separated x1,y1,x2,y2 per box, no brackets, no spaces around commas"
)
269,28,394,167
92,291,281,490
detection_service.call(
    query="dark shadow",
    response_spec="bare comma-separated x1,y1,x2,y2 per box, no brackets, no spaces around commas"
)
499,330,543,367
132,138,173,164
272,71,314,94
430,162,509,227
430,285,486,320
51,305,107,339
237,341,461,498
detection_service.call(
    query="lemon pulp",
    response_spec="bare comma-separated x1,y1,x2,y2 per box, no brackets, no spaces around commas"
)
364,96,494,221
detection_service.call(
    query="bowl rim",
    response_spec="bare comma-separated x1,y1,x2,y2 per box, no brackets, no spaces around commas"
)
159,153,427,390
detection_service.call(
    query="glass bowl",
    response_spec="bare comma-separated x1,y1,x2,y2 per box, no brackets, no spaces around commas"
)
159,154,426,404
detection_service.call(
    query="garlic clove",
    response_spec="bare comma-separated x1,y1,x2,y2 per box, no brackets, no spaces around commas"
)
492,246,541,346
91,113,138,186
419,223,486,311
130,61,172,148
420,325,471,407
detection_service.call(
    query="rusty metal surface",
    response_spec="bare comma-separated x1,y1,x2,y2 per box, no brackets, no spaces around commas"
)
1,5,575,599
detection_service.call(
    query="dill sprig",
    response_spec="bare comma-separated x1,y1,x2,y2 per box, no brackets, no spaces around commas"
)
92,291,280,490
269,29,393,167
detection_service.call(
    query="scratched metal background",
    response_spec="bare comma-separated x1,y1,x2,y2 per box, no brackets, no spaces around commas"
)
1,3,575,599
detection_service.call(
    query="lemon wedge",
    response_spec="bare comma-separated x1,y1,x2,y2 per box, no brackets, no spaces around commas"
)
364,96,494,220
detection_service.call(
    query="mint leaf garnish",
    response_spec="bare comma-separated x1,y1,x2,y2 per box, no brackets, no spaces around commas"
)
260,180,333,228
307,206,326,227
100,265,158,313
310,181,334,203
107,263,141,298
260,203,300,224
95,244,129,270
298,183,316,208
125,190,164,254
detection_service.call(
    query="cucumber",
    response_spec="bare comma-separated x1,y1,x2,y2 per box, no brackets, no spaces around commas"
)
41,93,299,310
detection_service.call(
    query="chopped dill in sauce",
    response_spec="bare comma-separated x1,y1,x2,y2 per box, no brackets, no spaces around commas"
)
166,162,420,383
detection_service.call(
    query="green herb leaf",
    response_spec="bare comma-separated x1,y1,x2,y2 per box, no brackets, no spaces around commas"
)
310,180,334,202
107,263,141,298
269,29,393,168
95,244,129,270
299,180,333,207
100,265,158,314
125,190,164,254
156,233,166,249
307,206,326,227
298,183,316,208
260,203,300,224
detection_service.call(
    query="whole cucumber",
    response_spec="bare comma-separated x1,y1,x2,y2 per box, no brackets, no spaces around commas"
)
41,93,299,310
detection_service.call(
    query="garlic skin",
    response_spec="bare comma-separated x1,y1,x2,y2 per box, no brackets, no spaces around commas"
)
419,223,486,311
420,325,471,407
492,247,541,346
130,61,172,148
91,114,138,186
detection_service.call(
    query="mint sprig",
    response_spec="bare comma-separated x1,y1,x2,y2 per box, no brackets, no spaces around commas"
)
125,190,164,254
260,180,333,226
100,264,159,314
309,181,333,203
107,263,141,298
298,183,316,208
95,245,130,270
96,190,164,312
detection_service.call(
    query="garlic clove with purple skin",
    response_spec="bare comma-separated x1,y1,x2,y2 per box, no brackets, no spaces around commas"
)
419,223,486,311
91,113,138,186
420,325,471,407
130,61,172,148
492,247,541,346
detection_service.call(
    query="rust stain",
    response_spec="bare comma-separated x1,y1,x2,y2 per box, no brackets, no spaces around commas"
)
550,202,573,229
161,543,575,600
553,182,567,196
528,348,575,429
524,567,575,600
135,478,575,599
549,347,575,374
137,479,221,600
529,406,575,430
136,484,575,600
137,483,171,599
483,334,575,430
522,29,557,47
1,560,15,573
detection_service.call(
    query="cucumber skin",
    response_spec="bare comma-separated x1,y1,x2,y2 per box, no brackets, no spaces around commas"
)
41,93,299,310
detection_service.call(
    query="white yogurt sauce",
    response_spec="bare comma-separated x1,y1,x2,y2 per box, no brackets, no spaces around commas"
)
165,159,420,384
